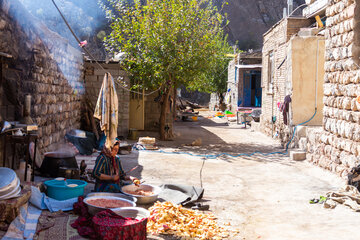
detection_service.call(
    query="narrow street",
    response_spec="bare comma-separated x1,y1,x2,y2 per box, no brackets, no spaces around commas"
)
120,111,360,240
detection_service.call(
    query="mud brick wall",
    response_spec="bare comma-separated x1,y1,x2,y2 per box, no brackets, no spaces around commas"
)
308,0,360,177
261,19,289,141
0,0,84,162
261,18,313,145
84,62,130,138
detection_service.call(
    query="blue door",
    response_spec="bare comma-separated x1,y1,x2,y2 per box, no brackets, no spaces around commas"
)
254,71,262,107
243,70,262,107
243,73,251,107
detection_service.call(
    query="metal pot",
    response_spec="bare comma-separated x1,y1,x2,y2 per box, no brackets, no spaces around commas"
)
121,184,162,205
40,152,78,178
84,196,136,215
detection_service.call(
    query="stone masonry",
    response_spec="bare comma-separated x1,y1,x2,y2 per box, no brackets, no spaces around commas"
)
308,0,360,177
0,0,84,162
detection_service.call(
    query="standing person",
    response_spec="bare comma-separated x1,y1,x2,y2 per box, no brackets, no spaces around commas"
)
92,141,137,192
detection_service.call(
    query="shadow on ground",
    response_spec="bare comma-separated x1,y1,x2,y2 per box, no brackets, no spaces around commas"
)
136,115,292,166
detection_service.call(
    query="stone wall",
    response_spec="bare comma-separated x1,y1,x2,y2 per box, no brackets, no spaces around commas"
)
260,17,312,143
208,93,219,111
84,62,130,138
227,58,238,112
0,0,84,164
308,0,360,177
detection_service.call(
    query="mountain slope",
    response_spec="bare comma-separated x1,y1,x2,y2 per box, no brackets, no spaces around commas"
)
223,0,305,50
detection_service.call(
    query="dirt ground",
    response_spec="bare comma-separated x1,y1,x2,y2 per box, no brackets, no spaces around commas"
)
117,111,360,240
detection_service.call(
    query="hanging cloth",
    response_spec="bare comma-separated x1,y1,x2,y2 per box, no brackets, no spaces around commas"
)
280,95,291,125
94,73,119,148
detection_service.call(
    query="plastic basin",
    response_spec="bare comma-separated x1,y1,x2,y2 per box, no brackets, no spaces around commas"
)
44,179,87,200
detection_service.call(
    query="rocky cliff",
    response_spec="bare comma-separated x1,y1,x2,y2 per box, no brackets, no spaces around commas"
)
18,0,306,56
223,0,305,50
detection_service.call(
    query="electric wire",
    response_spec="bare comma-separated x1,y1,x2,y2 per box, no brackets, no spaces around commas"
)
51,0,161,96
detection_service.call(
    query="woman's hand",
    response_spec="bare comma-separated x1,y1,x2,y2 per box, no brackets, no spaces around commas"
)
112,175,120,182
129,176,140,186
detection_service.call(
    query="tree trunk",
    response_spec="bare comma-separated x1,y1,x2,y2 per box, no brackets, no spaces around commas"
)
218,92,224,105
173,85,177,121
217,92,226,111
159,86,171,140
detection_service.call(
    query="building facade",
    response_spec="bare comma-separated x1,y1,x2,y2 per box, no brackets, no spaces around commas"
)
307,0,360,177
260,11,326,147
226,51,262,112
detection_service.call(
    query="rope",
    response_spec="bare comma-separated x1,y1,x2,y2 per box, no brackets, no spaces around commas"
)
51,0,160,96
115,77,163,96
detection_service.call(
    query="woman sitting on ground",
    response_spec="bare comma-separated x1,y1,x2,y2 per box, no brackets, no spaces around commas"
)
92,141,137,192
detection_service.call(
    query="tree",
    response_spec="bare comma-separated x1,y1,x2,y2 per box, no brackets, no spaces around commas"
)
187,35,233,109
102,0,231,140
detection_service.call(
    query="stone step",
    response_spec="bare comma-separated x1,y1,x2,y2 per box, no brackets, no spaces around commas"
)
290,150,306,161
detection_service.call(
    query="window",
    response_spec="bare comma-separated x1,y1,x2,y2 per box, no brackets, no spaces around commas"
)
268,51,274,94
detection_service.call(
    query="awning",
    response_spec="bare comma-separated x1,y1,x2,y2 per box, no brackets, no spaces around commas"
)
235,64,262,69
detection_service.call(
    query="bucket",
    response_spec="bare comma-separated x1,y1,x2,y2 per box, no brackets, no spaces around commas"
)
44,179,87,200
128,129,138,140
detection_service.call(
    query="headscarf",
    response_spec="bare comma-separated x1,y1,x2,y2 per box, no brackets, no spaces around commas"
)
101,142,120,182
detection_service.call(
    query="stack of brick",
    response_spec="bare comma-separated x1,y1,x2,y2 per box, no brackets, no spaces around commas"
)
309,0,360,177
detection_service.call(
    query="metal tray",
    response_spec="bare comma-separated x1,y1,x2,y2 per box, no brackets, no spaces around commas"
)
0,168,17,196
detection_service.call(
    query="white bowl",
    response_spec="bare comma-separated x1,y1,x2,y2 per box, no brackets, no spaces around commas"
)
84,196,136,215
112,207,150,220
121,184,161,205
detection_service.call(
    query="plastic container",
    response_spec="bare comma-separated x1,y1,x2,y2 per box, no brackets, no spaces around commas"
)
44,179,87,200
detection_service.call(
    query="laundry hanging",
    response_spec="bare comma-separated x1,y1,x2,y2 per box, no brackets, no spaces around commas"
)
280,95,291,125
94,72,119,148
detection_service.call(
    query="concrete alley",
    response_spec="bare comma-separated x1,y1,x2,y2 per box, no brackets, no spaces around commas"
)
123,111,360,240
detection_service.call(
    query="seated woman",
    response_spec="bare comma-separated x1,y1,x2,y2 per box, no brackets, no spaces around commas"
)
92,141,137,192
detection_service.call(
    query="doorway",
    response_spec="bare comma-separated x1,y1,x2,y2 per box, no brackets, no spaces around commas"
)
243,70,262,107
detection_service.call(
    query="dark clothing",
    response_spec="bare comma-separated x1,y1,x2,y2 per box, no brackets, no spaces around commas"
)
92,153,126,192
281,95,292,125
